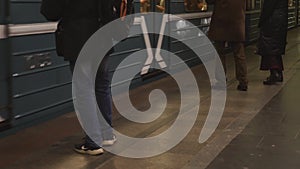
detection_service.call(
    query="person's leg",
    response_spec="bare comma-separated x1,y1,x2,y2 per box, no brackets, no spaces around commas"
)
213,41,227,85
95,56,114,141
214,41,227,74
270,55,284,71
262,55,284,85
259,54,271,71
231,42,248,91
74,135,104,155
263,68,279,85
271,54,284,82
70,60,104,155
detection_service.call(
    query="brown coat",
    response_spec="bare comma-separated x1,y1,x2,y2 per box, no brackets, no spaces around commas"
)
207,0,246,42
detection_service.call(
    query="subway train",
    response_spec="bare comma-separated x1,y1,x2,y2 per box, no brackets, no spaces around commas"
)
0,0,299,131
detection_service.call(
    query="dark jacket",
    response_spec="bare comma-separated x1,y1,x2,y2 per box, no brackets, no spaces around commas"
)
41,0,113,61
257,0,288,56
207,0,246,42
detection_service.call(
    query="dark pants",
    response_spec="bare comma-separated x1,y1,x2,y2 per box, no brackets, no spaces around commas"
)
70,56,113,145
215,41,248,85
260,55,284,71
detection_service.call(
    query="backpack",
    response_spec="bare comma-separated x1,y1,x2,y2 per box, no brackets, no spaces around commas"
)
41,0,68,56
40,0,66,21
112,0,135,41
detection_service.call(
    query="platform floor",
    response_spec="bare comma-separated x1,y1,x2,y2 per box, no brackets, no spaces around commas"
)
206,61,300,169
0,28,299,169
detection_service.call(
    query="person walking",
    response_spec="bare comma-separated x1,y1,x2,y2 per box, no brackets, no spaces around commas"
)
256,0,288,85
41,0,116,155
207,0,248,91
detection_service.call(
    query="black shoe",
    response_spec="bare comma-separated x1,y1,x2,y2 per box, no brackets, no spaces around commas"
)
277,71,283,82
264,69,283,85
263,76,277,85
237,84,248,91
263,74,282,85
74,143,104,155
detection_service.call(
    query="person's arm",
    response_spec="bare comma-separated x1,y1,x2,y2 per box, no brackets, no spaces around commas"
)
40,0,66,21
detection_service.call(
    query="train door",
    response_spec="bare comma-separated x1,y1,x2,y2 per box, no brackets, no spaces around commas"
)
140,0,170,77
111,0,211,84
168,0,211,70
109,0,171,86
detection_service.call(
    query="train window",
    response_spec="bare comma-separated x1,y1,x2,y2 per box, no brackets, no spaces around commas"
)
184,0,207,12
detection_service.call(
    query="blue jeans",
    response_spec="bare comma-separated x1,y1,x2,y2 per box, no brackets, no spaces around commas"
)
70,56,113,146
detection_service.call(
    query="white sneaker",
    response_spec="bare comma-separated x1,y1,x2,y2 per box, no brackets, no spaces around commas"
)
102,135,117,146
74,143,104,155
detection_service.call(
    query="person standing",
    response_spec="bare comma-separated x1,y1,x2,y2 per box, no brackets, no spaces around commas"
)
207,0,248,91
256,0,288,85
41,0,116,155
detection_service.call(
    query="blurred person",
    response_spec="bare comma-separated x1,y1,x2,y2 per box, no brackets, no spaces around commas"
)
256,0,288,85
140,0,150,13
207,0,248,91
41,0,116,155
156,0,165,13
185,0,207,11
